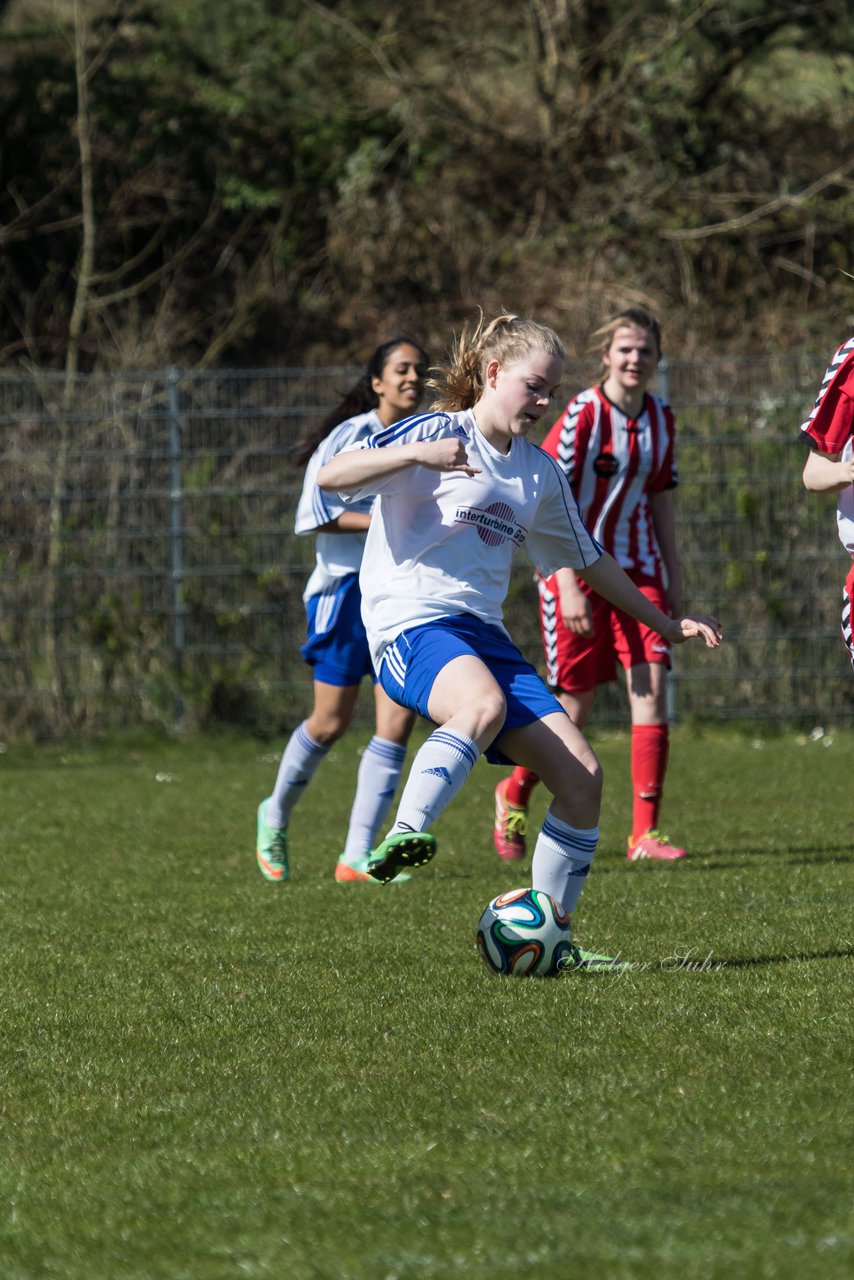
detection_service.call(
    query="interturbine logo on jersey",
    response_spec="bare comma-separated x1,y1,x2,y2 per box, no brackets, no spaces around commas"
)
455,500,527,547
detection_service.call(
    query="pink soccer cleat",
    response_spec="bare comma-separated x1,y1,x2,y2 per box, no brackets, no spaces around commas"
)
493,777,528,861
627,830,688,862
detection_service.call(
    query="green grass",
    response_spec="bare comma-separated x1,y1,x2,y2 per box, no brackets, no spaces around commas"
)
1,725,852,1279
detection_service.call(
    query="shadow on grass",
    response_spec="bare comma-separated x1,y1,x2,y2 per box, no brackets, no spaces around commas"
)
717,946,854,970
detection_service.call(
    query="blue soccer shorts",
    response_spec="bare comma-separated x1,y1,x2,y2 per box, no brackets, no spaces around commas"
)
378,612,563,764
300,573,375,687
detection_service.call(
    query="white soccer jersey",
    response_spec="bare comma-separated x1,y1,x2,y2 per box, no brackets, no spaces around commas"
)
295,410,380,601
800,338,854,554
541,386,677,575
338,408,603,668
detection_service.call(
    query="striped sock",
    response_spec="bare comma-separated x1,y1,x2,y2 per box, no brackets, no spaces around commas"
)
342,736,407,861
390,729,479,834
267,721,328,829
531,812,599,914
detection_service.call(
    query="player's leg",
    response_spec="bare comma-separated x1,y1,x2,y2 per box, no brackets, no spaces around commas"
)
368,620,507,883
499,711,602,912
498,710,627,970
616,578,685,862
493,574,603,861
842,560,854,671
257,680,360,881
400,650,505,830
257,574,364,882
336,686,417,883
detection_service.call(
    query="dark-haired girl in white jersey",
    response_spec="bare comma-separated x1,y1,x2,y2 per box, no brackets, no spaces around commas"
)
256,338,428,885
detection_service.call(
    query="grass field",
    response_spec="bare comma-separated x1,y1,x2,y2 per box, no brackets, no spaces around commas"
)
1,723,852,1279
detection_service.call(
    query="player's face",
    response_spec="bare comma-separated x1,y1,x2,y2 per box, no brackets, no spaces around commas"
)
602,325,660,395
372,343,428,424
484,351,564,445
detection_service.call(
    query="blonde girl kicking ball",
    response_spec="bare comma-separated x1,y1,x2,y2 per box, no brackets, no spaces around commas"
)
317,315,722,968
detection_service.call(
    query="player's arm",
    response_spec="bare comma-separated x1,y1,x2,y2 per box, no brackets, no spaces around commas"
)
553,566,595,636
802,447,854,494
318,437,479,492
581,550,721,648
649,489,683,616
313,511,372,534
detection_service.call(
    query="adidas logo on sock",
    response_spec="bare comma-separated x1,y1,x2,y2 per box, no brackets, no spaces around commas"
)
423,766,452,785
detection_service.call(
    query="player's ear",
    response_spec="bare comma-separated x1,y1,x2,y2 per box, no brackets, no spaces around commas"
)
485,358,502,387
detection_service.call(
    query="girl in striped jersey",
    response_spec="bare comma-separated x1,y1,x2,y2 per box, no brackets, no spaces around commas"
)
801,336,854,669
318,313,721,967
494,308,691,864
255,338,429,885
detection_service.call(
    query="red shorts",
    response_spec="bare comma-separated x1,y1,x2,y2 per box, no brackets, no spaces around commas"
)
842,560,854,671
538,570,672,694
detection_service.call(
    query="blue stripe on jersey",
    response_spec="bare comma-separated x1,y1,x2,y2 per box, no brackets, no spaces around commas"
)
537,448,604,565
367,411,453,448
310,486,332,526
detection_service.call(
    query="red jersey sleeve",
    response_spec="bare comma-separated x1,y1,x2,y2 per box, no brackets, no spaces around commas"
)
800,341,854,455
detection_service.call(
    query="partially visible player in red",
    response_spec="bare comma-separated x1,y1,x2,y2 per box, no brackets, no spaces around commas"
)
494,307,689,864
800,336,854,668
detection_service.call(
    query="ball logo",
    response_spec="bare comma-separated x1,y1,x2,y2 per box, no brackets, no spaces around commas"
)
593,451,619,478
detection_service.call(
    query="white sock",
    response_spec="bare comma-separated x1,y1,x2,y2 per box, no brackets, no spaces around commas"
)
389,729,479,834
342,736,407,862
531,813,598,915
267,721,328,828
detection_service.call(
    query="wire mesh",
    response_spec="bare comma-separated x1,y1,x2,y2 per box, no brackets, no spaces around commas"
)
0,356,850,737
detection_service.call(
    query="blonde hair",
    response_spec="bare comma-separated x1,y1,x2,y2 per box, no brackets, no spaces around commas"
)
589,307,663,367
429,312,566,411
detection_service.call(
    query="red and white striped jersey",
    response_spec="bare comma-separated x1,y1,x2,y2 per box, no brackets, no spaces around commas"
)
540,385,678,575
800,337,854,454
800,336,854,555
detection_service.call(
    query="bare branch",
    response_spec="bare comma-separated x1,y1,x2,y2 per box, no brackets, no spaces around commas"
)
662,159,854,242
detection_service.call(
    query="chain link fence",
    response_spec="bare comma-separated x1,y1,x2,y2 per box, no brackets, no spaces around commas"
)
0,355,851,738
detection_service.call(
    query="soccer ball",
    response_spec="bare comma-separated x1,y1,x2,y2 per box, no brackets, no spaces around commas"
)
476,887,573,977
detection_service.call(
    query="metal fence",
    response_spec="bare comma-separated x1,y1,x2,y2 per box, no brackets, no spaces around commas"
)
0,354,851,738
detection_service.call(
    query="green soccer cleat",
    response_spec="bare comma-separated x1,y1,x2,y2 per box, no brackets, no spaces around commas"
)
334,853,412,884
256,797,289,882
366,830,437,884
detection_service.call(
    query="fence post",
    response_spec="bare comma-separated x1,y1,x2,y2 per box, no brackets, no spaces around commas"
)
167,368,185,727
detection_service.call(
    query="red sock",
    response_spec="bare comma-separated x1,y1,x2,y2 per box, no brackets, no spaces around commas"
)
631,723,669,843
505,766,540,808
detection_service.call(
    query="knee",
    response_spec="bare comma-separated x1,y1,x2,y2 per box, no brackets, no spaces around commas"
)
554,751,603,812
478,689,508,742
305,709,350,746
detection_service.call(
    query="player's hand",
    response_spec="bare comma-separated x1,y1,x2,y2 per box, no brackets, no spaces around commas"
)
418,438,481,475
560,591,595,637
667,614,722,648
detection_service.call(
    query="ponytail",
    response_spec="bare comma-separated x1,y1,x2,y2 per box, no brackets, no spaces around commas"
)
430,312,566,411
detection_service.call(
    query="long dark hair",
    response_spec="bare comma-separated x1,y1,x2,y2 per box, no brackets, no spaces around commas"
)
294,336,429,466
